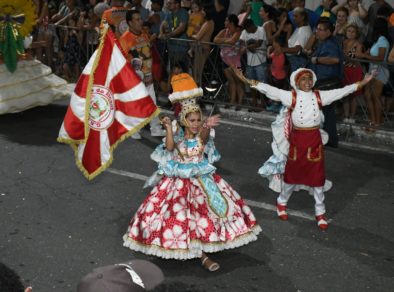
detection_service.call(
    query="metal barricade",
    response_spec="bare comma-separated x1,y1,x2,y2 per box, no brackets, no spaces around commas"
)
40,29,393,130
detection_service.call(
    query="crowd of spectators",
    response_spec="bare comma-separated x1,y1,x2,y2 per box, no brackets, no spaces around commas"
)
31,0,394,131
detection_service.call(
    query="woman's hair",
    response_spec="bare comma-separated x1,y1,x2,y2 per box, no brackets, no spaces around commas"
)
344,23,359,39
227,14,239,28
204,7,215,20
262,4,277,21
372,18,389,43
277,7,291,24
337,6,349,16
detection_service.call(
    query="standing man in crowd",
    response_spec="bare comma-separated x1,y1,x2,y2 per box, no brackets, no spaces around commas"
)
159,0,189,68
288,0,319,29
120,10,165,138
240,18,267,110
309,18,343,148
130,0,150,21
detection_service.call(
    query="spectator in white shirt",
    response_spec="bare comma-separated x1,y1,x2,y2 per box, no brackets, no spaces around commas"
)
281,7,312,72
240,19,267,110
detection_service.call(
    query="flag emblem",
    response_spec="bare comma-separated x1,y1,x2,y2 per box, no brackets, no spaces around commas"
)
89,85,115,130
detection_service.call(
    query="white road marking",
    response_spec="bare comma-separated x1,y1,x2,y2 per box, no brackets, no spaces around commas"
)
107,168,148,181
107,168,318,222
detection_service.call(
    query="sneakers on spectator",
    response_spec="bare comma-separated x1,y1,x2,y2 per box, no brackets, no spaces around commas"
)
131,132,142,140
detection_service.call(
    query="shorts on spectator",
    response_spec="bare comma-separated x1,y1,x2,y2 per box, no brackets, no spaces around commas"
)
369,64,389,85
246,63,267,82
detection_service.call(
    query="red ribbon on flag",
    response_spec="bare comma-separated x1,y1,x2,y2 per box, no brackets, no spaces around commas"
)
57,26,159,179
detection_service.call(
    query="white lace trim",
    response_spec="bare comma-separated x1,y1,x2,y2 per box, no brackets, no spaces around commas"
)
123,225,262,260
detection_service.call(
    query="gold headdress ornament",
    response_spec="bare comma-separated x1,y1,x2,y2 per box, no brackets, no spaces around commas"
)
168,73,203,127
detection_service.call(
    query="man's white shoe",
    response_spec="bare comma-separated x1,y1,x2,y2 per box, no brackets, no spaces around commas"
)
150,129,166,137
131,132,142,140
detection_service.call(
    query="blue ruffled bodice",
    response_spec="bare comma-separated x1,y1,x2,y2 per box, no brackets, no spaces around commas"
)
144,127,221,187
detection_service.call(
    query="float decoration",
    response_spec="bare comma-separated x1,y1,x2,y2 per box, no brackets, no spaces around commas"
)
0,0,37,72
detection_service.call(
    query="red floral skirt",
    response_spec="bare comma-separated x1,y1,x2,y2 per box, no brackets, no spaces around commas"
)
123,174,261,260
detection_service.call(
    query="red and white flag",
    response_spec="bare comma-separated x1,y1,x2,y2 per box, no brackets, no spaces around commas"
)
57,26,159,180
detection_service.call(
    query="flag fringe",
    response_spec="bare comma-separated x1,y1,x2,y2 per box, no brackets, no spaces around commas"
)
61,107,160,180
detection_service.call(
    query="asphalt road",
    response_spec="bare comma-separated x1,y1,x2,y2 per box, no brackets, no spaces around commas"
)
1,104,394,292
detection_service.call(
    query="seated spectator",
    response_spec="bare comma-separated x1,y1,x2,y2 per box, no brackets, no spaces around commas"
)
239,18,267,110
0,262,32,292
214,14,243,110
186,0,204,38
190,7,214,86
333,6,349,46
288,0,319,30
77,260,164,292
282,7,312,72
331,0,367,41
315,0,337,24
342,23,363,124
357,18,390,131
